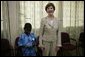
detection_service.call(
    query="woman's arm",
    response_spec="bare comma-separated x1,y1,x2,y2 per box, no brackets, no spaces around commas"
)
57,20,62,47
39,18,45,47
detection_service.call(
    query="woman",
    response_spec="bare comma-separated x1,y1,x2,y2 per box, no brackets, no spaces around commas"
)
39,3,62,56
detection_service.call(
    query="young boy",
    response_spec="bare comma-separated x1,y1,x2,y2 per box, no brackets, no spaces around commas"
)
18,23,36,56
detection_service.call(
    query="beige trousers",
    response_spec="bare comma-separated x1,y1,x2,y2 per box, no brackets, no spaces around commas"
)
42,40,59,56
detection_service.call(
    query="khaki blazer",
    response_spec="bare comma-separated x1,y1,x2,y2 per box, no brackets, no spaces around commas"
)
39,17,62,47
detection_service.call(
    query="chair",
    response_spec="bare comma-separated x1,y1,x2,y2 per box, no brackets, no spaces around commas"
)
15,37,22,56
58,32,78,56
78,32,84,47
77,32,84,56
1,39,14,56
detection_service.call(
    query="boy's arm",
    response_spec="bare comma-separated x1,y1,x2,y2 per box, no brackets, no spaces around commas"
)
18,34,26,47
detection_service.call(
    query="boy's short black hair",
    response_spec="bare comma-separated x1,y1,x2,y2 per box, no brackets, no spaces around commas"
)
24,23,32,30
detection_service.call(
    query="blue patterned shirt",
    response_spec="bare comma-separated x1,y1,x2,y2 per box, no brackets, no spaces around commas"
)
18,33,36,56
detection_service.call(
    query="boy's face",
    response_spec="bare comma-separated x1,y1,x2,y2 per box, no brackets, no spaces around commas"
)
24,27,31,34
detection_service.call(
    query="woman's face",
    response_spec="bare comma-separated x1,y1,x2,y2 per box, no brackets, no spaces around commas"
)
46,6,54,16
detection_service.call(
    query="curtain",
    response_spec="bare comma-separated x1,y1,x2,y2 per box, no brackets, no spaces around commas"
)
1,1,11,42
2,1,60,48
1,1,84,50
63,1,84,40
1,1,20,49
